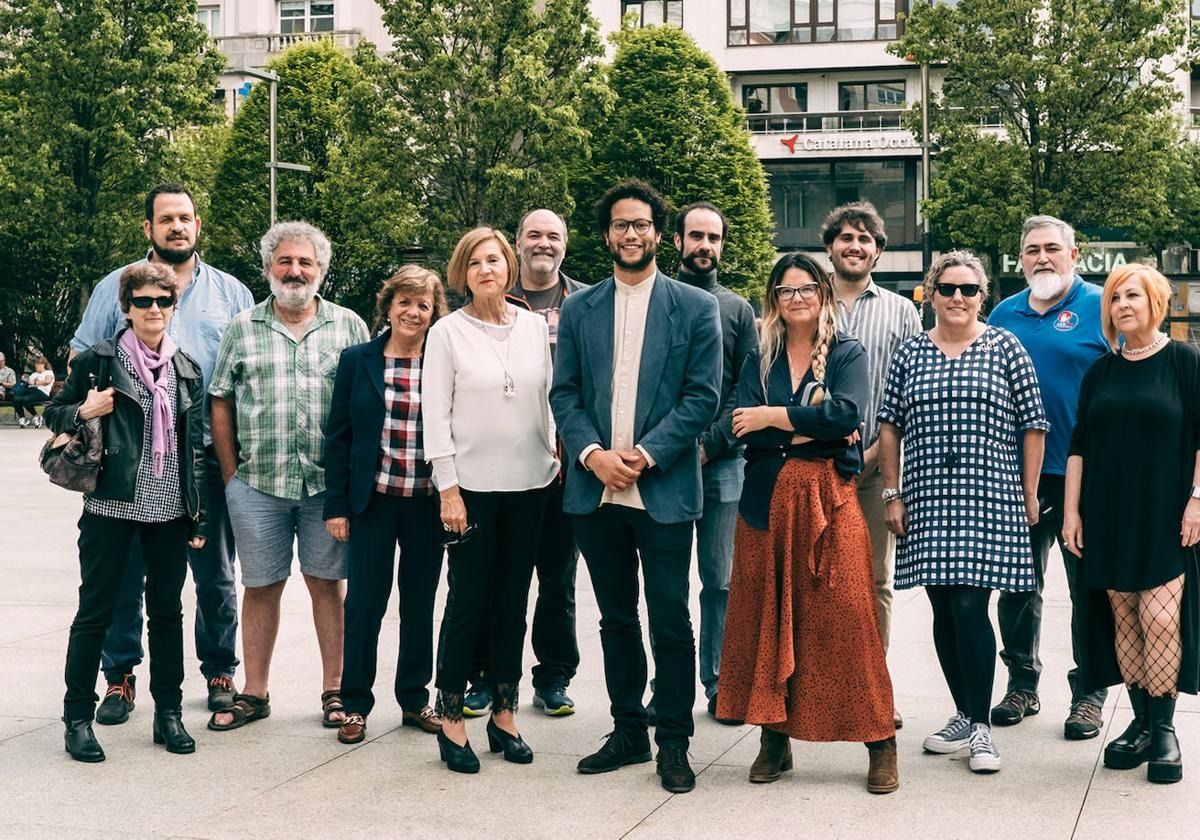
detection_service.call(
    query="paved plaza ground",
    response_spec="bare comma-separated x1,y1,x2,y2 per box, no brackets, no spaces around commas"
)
0,427,1197,838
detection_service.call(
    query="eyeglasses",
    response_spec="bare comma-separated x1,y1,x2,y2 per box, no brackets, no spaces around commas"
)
775,284,820,302
130,295,177,310
609,219,654,235
442,522,478,547
933,283,982,299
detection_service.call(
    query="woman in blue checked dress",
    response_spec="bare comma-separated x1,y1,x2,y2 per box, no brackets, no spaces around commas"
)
323,266,449,744
877,251,1047,775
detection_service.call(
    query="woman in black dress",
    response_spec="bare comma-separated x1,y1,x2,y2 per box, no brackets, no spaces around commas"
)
1063,264,1200,785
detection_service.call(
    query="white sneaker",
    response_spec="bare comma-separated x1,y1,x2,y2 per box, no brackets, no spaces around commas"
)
17,417,28,428
32,415,43,429
968,723,1002,773
923,712,972,753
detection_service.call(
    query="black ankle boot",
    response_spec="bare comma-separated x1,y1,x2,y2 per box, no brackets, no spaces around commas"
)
487,716,534,764
1146,694,1182,784
1104,685,1152,770
153,709,196,754
63,717,105,763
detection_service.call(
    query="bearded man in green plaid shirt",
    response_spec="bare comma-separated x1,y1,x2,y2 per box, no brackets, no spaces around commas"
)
207,221,369,732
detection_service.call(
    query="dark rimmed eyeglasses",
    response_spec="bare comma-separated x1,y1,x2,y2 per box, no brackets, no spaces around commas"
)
933,283,982,299
609,219,654,235
775,284,820,302
130,295,177,310
442,522,478,547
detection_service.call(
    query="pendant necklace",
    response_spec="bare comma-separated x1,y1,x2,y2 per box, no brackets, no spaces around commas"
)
482,316,516,397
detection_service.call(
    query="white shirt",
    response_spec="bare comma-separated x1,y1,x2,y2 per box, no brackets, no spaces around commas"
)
423,306,559,493
579,274,657,510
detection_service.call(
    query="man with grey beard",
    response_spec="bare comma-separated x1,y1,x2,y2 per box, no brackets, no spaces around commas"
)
207,221,368,732
987,215,1109,740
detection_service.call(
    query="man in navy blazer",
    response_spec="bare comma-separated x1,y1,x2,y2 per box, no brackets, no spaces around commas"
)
551,179,722,794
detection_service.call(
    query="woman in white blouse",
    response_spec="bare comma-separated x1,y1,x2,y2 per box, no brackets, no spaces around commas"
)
423,226,559,774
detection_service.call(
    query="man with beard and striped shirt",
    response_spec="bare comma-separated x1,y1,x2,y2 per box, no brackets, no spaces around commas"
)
822,202,921,730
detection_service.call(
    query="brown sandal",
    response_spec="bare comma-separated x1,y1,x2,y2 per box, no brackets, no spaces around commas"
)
321,690,345,728
207,693,271,731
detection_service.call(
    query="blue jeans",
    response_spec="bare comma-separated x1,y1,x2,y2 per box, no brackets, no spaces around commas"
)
696,456,741,700
101,450,239,682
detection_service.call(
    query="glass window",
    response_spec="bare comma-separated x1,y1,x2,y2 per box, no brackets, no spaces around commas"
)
310,1,333,31
730,0,747,26
765,160,917,247
744,86,771,114
774,84,808,112
278,0,332,34
837,0,875,39
625,0,682,25
196,6,221,36
279,0,306,33
1192,0,1199,16
748,0,790,43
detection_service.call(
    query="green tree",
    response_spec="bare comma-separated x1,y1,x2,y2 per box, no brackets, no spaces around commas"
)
0,0,222,368
206,40,422,318
572,24,775,300
892,0,1196,261
372,0,606,259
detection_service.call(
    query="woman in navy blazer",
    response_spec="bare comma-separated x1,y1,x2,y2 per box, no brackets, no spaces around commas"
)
323,266,448,744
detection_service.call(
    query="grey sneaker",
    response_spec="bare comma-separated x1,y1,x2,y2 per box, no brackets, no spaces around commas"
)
990,690,1040,726
923,712,972,754
1064,701,1103,740
968,723,1002,773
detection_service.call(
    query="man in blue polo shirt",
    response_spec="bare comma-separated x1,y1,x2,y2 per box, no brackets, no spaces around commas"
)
69,183,254,725
987,215,1109,740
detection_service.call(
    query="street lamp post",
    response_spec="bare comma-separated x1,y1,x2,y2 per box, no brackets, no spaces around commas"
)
230,67,311,225
920,60,932,276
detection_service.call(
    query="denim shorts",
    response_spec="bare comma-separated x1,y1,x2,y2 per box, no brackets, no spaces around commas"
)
224,476,349,587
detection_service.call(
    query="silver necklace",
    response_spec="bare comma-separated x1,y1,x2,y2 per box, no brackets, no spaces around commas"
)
470,306,516,397
1121,332,1167,357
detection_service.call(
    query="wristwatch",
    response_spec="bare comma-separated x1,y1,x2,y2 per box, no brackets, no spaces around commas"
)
1191,486,1200,500
881,488,901,503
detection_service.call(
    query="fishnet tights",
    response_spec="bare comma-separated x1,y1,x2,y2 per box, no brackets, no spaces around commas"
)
1108,574,1184,697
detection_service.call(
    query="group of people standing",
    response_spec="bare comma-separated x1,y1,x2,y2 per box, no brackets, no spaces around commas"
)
44,180,1197,796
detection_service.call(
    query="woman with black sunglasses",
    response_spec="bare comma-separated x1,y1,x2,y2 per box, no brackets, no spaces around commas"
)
46,262,208,762
422,227,559,773
877,250,1047,775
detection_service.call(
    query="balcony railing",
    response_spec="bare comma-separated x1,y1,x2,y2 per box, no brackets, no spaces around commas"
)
747,110,906,134
747,108,1004,134
213,29,363,58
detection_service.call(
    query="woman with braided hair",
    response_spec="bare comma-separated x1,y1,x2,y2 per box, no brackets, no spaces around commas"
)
717,252,898,794
878,251,1047,775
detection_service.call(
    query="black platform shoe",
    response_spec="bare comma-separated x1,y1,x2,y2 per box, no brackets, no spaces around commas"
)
153,709,196,754
438,729,480,773
487,717,534,764
1104,685,1152,770
63,717,105,763
1147,694,1182,784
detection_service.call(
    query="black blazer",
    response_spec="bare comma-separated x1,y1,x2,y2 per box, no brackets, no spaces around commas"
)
323,330,425,519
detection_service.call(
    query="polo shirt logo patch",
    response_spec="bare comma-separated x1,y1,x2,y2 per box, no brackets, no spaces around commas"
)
1054,310,1080,331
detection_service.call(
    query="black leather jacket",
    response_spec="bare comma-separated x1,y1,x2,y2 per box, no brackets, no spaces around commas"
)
45,330,208,537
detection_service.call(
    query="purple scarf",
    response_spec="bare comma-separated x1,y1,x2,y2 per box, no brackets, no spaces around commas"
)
119,329,178,478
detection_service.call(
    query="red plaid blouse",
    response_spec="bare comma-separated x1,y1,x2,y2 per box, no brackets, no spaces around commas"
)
375,357,433,496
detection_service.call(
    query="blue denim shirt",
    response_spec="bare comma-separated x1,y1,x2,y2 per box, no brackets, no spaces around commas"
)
71,255,254,442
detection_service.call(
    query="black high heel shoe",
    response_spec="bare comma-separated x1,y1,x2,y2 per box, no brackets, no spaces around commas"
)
63,717,105,763
438,729,480,773
153,709,196,754
487,717,534,764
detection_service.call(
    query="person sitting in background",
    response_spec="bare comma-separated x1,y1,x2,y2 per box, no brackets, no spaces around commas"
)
14,357,55,428
0,353,16,400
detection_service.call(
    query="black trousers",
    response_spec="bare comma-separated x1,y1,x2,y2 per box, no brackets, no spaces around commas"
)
436,485,550,695
468,481,581,690
573,505,696,747
996,474,1107,706
927,585,996,725
342,492,443,717
65,513,190,721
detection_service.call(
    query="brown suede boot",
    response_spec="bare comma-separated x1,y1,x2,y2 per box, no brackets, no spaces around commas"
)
866,736,899,794
749,727,793,783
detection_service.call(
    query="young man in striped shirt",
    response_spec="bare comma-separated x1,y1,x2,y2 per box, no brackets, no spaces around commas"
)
822,202,922,730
